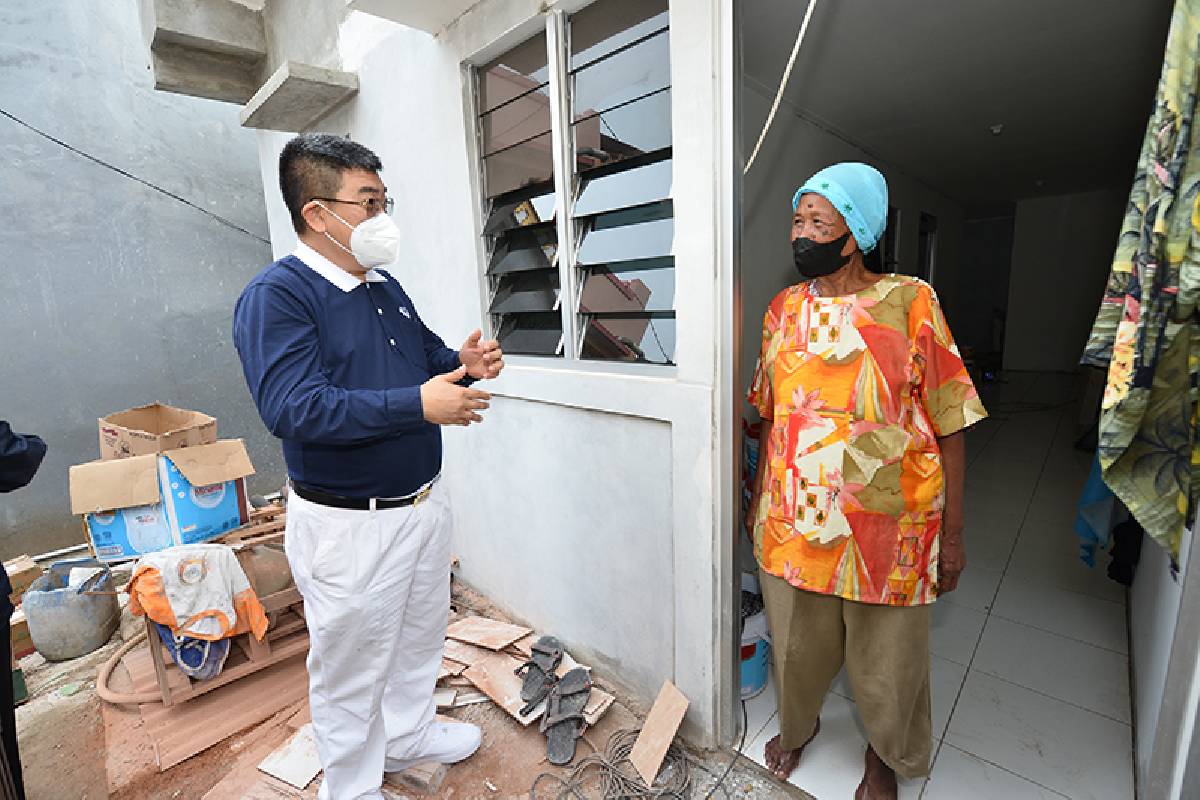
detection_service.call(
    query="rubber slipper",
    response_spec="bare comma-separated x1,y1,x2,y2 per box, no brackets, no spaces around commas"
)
540,666,592,766
514,635,564,716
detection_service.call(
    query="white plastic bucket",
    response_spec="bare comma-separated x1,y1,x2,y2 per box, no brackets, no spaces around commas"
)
740,573,770,699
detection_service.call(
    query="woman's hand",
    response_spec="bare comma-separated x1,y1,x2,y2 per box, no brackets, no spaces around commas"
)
938,524,966,595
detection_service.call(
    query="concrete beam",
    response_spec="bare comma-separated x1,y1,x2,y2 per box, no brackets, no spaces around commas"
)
142,0,266,59
346,0,476,35
240,61,359,132
151,46,262,105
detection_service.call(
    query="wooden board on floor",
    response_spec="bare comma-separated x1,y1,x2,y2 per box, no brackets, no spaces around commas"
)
450,690,490,708
445,616,531,651
258,723,321,790
438,658,468,680
286,702,311,731
584,688,615,726
629,681,689,786
443,638,491,667
138,653,309,770
462,653,542,725
509,633,537,658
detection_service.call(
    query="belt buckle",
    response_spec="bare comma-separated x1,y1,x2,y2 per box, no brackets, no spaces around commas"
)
412,485,433,506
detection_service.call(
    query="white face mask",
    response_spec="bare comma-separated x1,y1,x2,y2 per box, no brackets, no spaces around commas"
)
318,203,402,268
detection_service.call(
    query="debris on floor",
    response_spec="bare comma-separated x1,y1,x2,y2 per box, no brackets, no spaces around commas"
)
12,500,778,799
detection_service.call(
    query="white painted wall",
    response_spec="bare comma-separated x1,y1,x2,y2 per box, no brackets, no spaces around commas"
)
1004,190,1127,371
250,0,731,741
1132,528,1189,790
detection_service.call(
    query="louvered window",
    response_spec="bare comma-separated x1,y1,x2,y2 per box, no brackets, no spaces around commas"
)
474,0,673,365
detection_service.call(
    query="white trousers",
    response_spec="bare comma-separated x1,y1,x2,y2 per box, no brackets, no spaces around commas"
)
285,483,451,800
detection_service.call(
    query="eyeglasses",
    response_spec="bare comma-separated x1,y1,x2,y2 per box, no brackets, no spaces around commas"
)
312,195,395,217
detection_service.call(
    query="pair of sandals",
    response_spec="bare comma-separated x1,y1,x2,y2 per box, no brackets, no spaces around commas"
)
514,635,592,766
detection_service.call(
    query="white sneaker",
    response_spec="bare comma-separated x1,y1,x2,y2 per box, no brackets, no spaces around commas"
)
384,721,482,773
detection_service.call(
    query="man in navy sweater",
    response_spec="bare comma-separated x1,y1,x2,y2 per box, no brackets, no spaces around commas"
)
0,420,47,800
234,135,502,800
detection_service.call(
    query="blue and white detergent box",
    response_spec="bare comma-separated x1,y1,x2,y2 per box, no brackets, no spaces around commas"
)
69,439,254,563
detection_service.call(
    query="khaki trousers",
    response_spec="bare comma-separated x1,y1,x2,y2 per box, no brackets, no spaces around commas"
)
759,569,932,779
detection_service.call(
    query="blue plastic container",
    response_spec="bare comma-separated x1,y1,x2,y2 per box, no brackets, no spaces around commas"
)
740,573,771,699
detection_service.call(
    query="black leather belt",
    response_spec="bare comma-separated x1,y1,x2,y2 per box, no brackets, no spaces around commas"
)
290,480,435,511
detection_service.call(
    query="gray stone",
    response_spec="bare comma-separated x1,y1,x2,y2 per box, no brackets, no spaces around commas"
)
142,0,266,59
240,61,358,132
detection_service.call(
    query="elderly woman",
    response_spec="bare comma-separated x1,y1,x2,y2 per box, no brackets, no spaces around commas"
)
746,163,986,799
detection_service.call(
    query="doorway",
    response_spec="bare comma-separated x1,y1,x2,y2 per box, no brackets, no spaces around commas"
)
732,0,1174,796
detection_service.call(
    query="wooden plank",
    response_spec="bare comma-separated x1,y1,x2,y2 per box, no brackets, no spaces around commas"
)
433,687,457,708
258,723,321,790
262,587,304,614
286,702,311,731
629,682,689,786
438,658,467,680
140,652,309,770
445,616,531,651
462,653,541,725
583,688,616,726
450,690,490,708
442,638,490,667
137,631,309,708
510,633,537,658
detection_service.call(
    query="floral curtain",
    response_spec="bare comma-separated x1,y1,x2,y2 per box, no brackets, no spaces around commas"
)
1082,0,1200,558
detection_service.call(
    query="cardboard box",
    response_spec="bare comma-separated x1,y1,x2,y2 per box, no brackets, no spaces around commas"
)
10,609,33,660
2,555,42,607
98,403,217,460
69,440,254,563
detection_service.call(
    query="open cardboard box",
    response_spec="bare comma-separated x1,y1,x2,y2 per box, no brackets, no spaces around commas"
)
69,440,255,563
98,403,217,460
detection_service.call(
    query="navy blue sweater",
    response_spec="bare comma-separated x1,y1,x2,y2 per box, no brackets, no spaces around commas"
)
0,422,47,615
233,255,462,498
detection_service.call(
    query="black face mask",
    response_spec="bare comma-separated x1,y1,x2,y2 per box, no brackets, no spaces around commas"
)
792,232,852,278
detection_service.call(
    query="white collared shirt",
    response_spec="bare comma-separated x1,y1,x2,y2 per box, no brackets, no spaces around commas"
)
292,241,387,292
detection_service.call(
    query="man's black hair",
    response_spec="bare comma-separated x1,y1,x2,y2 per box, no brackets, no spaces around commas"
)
279,134,383,234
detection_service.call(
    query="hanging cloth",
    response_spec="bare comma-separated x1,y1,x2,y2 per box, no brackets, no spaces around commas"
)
1082,0,1200,559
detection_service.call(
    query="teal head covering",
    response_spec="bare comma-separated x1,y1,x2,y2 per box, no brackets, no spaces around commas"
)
791,163,889,253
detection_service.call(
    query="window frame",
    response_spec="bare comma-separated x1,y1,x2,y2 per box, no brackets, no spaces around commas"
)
467,6,677,374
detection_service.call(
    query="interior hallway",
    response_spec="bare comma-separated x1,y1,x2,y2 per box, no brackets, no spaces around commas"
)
739,371,1135,799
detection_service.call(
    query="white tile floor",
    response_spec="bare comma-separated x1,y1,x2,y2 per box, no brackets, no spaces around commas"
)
738,373,1136,799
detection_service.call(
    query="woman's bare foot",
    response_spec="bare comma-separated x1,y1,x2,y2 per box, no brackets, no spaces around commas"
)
854,745,898,800
763,718,820,780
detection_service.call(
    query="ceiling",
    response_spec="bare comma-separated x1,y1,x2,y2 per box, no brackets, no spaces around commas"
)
741,0,1174,208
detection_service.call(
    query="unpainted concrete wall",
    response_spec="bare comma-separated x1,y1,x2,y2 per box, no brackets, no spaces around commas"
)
0,0,279,557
